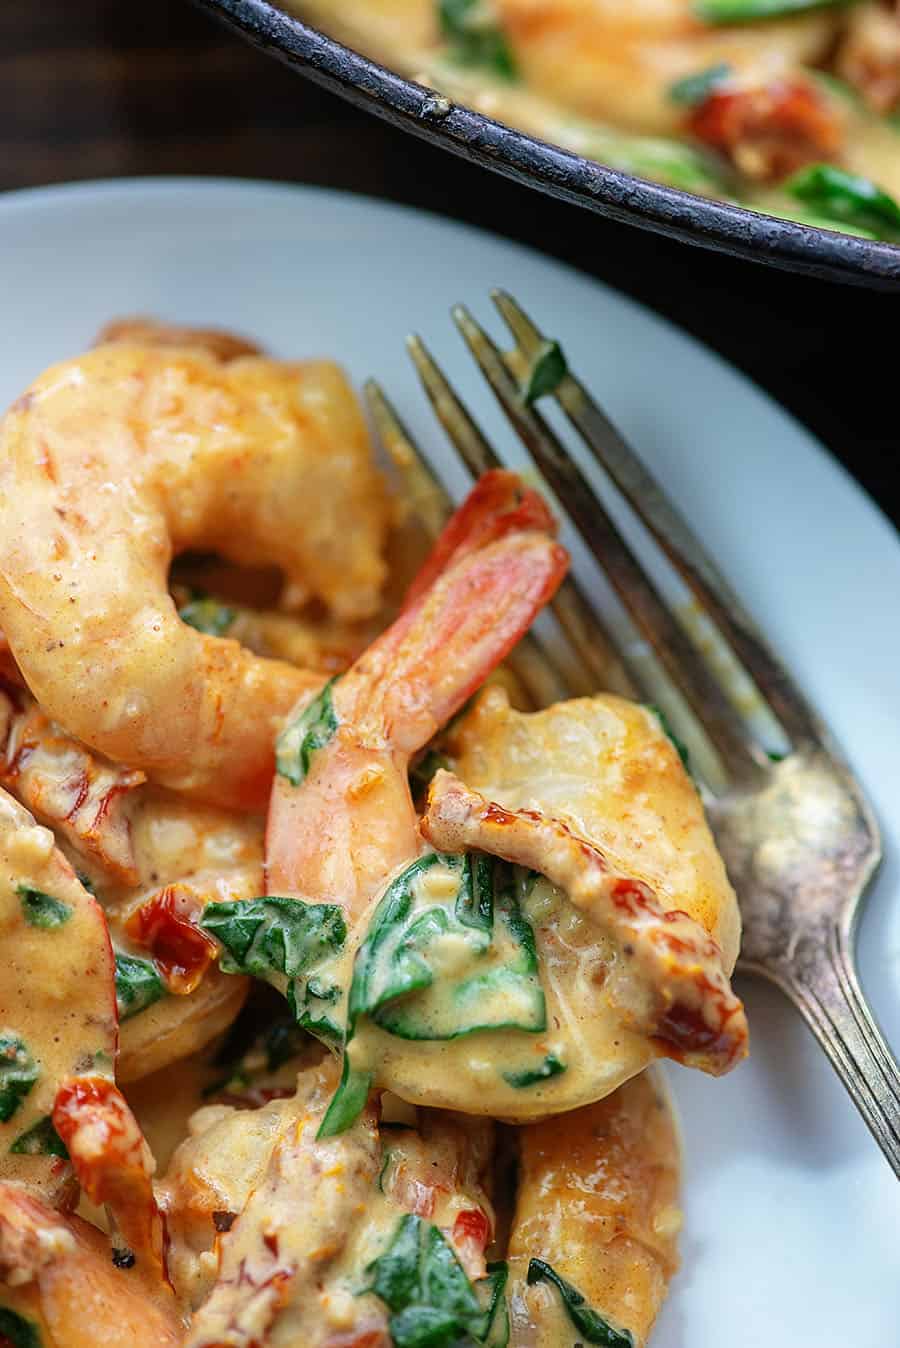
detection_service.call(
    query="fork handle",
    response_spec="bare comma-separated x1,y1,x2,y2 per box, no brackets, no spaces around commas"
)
774,924,900,1178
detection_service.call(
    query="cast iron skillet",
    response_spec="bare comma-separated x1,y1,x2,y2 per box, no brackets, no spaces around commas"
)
197,0,900,288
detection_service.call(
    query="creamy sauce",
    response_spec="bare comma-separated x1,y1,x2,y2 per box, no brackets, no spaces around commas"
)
287,0,900,222
0,788,116,1198
326,688,740,1120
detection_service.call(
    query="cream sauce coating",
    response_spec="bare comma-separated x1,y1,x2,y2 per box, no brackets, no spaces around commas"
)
328,688,740,1120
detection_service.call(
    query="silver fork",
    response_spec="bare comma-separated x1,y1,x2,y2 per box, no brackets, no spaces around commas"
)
365,291,900,1177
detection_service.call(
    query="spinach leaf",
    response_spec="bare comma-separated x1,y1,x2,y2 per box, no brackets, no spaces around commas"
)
317,1055,373,1140
786,164,900,242
275,678,339,786
201,896,347,1044
178,593,236,637
695,0,846,21
17,885,72,930
439,0,517,80
365,1215,505,1347
10,1114,68,1158
668,62,732,106
526,1259,633,1346
502,1053,566,1088
322,853,545,1135
352,854,545,1042
0,1308,42,1348
520,340,567,405
114,951,165,1021
0,1036,38,1123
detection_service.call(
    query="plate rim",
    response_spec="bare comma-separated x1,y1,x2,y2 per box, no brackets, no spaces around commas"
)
193,0,900,290
1,171,897,548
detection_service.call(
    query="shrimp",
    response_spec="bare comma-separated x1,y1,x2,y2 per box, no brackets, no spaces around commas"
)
493,0,839,136
265,469,567,916
0,787,116,1201
160,1042,496,1345
0,784,175,1289
422,767,748,1075
0,1184,181,1348
0,337,390,810
506,1070,681,1348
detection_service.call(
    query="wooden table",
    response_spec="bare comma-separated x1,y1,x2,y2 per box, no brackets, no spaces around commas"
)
4,0,897,524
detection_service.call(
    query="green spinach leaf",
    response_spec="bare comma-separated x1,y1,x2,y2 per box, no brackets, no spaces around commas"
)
114,951,165,1021
0,1036,38,1123
17,885,72,930
178,593,236,637
502,1053,566,1088
365,1215,506,1347
786,164,900,242
695,0,847,21
317,1055,373,1140
0,1307,43,1348
275,678,339,786
201,896,347,1044
668,62,732,106
439,0,517,80
520,340,567,405
10,1115,68,1158
526,1259,633,1346
352,854,545,1042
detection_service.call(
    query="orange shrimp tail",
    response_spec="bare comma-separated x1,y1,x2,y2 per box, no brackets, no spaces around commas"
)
53,1076,171,1292
370,536,567,750
401,469,558,610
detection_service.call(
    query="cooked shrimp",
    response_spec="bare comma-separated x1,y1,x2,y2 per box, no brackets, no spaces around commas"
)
506,1070,681,1347
0,1184,181,1348
0,787,116,1201
422,767,748,1075
162,1043,496,1344
0,339,390,809
266,469,567,915
494,0,839,136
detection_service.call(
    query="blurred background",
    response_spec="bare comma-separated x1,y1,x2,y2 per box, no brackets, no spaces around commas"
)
4,0,896,523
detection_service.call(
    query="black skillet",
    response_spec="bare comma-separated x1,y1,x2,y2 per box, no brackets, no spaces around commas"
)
196,0,900,289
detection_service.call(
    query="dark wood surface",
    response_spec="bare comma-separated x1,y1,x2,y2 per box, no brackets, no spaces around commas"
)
3,0,896,525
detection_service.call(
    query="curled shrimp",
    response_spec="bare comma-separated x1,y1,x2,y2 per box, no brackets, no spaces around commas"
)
0,336,390,810
266,469,567,915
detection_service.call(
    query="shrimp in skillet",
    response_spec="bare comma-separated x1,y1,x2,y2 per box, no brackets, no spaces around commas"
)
0,334,390,810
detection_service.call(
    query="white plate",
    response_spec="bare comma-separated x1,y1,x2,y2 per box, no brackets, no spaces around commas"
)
1,178,898,1346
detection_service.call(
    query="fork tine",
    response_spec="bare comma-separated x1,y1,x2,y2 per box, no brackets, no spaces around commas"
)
452,303,767,786
407,335,636,700
363,379,569,709
491,289,820,747
406,336,498,477
364,378,451,540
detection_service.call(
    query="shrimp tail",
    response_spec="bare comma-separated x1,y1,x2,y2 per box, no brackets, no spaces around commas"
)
52,1076,171,1289
401,468,558,609
266,473,567,908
